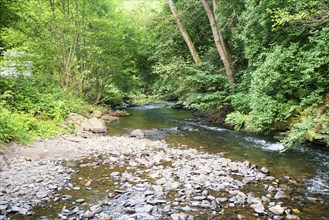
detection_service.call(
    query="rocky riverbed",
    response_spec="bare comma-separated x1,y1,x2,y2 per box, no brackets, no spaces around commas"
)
0,133,306,219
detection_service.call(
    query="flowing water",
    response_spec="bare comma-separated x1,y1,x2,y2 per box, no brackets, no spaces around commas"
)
108,104,329,219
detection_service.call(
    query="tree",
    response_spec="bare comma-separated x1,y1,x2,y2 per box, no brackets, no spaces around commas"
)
200,0,235,83
168,0,201,65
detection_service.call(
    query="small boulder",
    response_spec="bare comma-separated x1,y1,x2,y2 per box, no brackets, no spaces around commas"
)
130,129,144,138
81,117,107,133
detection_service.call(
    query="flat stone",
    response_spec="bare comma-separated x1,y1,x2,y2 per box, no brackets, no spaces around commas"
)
19,207,29,215
243,177,254,185
125,208,135,214
234,196,246,205
251,203,265,214
211,200,217,209
76,199,85,203
0,205,7,211
201,200,211,208
182,206,193,211
62,195,73,200
11,206,20,212
48,184,57,190
90,205,102,214
136,204,153,213
84,210,94,218
193,196,206,201
171,213,187,220
110,172,120,177
286,214,300,220
163,205,171,213
216,197,228,203
100,213,112,220
36,192,48,198
274,191,286,199
269,205,285,215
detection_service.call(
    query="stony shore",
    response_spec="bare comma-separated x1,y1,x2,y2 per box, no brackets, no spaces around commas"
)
0,132,301,219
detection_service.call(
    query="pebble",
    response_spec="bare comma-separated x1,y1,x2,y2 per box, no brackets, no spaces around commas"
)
251,203,265,214
261,167,269,174
83,210,94,218
193,196,206,201
269,205,285,215
76,199,85,203
274,191,286,199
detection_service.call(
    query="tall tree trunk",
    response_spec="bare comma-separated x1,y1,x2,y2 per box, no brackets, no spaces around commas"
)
212,0,219,19
168,0,201,65
201,0,235,83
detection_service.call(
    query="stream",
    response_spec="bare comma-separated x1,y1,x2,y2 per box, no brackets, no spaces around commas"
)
108,104,329,218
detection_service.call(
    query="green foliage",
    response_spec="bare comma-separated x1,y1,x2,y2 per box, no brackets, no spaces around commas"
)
282,117,316,147
183,63,230,110
149,0,328,147
0,108,65,144
0,74,85,144
225,112,249,131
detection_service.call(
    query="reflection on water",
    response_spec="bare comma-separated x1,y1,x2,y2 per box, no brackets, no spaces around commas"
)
108,105,329,198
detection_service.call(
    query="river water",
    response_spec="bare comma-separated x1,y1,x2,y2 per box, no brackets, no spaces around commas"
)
108,104,329,219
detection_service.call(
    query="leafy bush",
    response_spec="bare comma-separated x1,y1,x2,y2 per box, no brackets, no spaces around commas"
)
184,62,230,110
0,73,85,144
225,112,249,131
0,108,64,144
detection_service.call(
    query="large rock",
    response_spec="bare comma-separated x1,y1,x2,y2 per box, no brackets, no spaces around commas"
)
130,129,144,138
65,113,107,133
101,114,120,123
81,117,107,133
91,110,103,118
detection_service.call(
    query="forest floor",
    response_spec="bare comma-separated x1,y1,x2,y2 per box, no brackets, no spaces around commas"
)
0,132,304,219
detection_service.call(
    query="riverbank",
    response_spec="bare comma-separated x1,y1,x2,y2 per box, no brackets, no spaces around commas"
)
0,132,311,219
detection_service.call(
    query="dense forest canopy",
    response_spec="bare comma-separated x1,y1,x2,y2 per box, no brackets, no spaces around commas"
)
0,0,328,147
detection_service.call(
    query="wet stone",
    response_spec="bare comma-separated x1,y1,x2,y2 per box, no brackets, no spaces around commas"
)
261,167,269,174
76,199,85,203
62,195,73,200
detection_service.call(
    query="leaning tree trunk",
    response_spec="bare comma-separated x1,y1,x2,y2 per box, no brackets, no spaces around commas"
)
201,0,235,83
168,0,201,65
